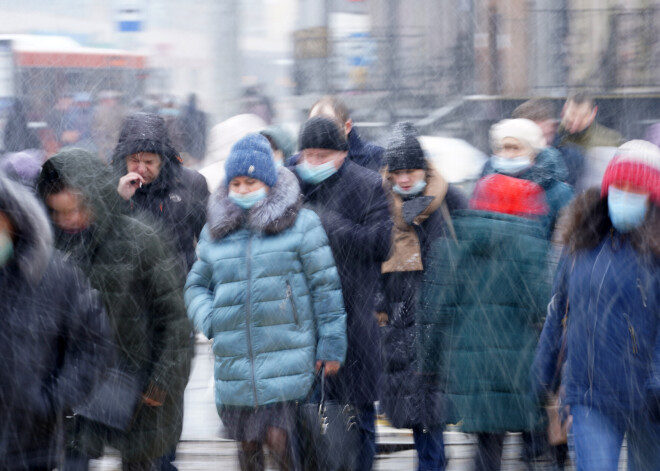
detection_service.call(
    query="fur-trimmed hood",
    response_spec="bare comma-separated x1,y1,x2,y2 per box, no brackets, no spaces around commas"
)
207,166,302,239
0,173,53,283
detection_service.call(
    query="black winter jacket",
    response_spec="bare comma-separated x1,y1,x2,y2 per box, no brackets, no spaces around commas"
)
0,175,110,469
291,159,393,406
112,112,209,272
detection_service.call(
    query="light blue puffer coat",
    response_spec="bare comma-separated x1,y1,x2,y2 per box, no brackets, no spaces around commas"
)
185,168,347,410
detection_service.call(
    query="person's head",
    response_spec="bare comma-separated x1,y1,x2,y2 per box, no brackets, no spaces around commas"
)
489,119,546,175
309,96,352,138
385,122,428,195
297,116,348,185
224,133,277,210
260,125,296,166
125,152,163,185
0,171,55,273
601,140,660,233
511,98,557,146
561,91,597,135
112,112,180,184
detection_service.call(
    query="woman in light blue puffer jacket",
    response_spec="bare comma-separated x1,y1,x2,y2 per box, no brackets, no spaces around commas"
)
185,133,347,470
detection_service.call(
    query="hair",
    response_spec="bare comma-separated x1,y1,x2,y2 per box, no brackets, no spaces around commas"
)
37,159,68,199
562,188,660,258
512,98,556,122
566,91,595,109
309,95,351,124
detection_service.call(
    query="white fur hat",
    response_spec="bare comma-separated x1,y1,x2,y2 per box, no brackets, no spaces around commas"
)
490,118,547,153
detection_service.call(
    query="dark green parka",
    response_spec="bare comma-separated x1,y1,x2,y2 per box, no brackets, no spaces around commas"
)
37,149,193,461
418,210,552,433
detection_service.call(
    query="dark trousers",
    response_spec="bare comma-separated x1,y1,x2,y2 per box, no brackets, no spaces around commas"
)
474,433,505,471
412,425,445,471
356,404,377,471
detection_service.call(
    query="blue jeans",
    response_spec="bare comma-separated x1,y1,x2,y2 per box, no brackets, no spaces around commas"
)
413,426,445,471
571,404,660,471
356,404,377,470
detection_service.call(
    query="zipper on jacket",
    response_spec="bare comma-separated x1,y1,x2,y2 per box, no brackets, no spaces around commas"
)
285,280,299,326
624,313,638,355
245,235,259,407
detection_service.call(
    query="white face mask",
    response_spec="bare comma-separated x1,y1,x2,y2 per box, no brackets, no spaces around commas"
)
491,155,533,175
608,186,649,233
393,180,427,196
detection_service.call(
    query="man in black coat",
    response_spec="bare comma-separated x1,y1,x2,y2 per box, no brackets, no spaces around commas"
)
113,112,209,273
290,116,393,470
0,172,111,470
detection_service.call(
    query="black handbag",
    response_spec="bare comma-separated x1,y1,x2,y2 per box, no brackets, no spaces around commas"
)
73,366,142,431
297,366,361,471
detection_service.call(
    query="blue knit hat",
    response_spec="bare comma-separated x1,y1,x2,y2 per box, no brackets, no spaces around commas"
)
224,134,278,187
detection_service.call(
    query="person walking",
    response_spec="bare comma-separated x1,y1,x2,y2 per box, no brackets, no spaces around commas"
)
290,116,393,469
0,172,111,470
37,149,193,471
418,143,556,470
185,134,347,471
377,123,466,471
113,112,209,273
533,140,660,471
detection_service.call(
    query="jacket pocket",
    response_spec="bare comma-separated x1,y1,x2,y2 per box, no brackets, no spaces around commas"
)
285,279,300,327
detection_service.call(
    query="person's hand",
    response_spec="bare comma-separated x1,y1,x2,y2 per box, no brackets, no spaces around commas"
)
117,172,145,200
142,382,167,407
376,311,389,327
316,360,341,376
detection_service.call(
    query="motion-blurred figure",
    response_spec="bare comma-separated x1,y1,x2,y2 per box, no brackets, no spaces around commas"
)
304,95,384,172
260,125,296,167
37,149,193,471
557,92,623,150
0,172,110,470
533,140,660,470
113,112,209,273
3,99,42,153
185,134,347,471
92,90,125,164
291,116,393,470
377,123,467,471
512,98,585,187
242,85,275,125
480,119,573,238
418,163,554,471
177,93,207,165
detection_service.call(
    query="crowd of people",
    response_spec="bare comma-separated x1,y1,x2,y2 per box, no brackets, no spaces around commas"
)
0,91,658,471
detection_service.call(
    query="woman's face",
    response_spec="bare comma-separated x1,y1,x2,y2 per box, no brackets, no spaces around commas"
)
228,176,268,194
391,169,426,192
497,137,535,160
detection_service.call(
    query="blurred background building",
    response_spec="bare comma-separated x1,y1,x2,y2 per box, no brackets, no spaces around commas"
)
1,0,660,145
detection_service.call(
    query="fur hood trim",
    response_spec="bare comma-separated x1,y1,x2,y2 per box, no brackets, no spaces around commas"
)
207,166,302,239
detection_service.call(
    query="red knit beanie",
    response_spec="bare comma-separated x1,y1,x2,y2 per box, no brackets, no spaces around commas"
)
601,140,660,205
470,174,549,217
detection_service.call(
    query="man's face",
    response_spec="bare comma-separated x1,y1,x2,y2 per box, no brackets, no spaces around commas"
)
535,119,557,146
301,148,347,170
126,152,163,184
561,101,596,134
46,189,93,233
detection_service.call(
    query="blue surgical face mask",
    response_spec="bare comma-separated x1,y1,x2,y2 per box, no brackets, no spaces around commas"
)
608,186,649,233
491,155,533,175
228,187,268,210
393,180,427,196
296,160,337,184
0,230,14,268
